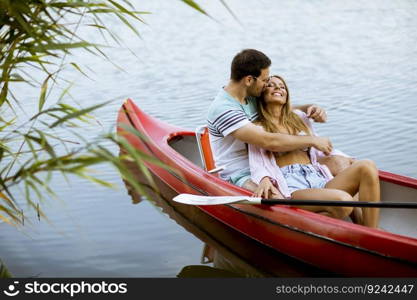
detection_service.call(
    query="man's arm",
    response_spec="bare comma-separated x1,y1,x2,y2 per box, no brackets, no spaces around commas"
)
231,122,333,155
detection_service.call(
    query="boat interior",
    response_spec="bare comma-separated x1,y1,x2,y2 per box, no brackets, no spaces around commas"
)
168,133,417,240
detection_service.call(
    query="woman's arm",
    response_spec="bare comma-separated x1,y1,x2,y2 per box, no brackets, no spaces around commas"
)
248,143,288,198
248,143,274,185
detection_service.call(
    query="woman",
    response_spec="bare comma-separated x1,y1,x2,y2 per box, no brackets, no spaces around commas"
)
249,75,380,228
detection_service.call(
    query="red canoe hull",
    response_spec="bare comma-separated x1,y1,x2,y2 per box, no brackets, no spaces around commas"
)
117,99,417,277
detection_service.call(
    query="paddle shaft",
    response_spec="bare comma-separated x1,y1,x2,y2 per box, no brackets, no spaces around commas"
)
172,194,417,208
260,198,417,208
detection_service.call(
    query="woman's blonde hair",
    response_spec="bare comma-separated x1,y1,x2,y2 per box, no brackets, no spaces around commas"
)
256,75,311,136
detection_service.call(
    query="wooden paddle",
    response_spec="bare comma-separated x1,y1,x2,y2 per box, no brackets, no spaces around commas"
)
173,193,417,208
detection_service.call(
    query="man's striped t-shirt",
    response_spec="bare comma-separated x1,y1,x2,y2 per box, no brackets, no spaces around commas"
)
207,88,258,182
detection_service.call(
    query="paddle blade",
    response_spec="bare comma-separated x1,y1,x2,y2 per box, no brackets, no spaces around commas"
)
173,194,261,205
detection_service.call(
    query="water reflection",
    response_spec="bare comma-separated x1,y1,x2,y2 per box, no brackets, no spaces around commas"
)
122,158,336,277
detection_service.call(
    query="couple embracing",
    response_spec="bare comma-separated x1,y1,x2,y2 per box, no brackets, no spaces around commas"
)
207,49,380,228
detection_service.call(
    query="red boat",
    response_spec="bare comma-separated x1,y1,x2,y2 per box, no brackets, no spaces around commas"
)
117,98,417,277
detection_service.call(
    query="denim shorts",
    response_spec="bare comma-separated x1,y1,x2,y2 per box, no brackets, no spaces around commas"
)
280,164,328,194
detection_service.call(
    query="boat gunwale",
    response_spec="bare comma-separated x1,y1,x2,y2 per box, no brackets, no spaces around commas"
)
118,99,417,268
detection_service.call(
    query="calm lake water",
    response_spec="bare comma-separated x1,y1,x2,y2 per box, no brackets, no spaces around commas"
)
1,0,417,277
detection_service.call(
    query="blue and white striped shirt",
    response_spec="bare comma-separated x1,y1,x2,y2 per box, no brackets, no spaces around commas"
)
206,88,258,181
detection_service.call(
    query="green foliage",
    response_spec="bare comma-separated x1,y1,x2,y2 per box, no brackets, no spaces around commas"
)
181,0,209,16
0,0,153,225
0,259,12,278
0,0,230,226
0,0,148,107
0,0,233,279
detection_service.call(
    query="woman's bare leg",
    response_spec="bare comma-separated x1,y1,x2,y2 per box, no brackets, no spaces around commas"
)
318,155,354,176
318,156,363,224
350,194,364,225
291,188,354,220
324,160,380,228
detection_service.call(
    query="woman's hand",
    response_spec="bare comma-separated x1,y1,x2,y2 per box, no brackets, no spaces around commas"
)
253,177,282,199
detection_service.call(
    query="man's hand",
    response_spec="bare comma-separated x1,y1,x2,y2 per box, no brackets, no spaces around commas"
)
312,136,333,155
306,105,327,123
253,177,283,199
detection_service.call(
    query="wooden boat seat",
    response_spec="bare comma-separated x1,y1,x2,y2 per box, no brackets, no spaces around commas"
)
195,125,225,175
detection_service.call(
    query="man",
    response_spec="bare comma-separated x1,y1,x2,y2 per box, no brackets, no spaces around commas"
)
207,49,352,197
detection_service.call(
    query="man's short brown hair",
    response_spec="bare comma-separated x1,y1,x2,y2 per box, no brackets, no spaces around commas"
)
230,49,271,81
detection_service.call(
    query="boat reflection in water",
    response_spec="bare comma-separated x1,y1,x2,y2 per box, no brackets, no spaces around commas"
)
122,158,334,278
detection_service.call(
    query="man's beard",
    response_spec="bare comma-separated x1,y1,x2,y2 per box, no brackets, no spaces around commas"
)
248,86,261,98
